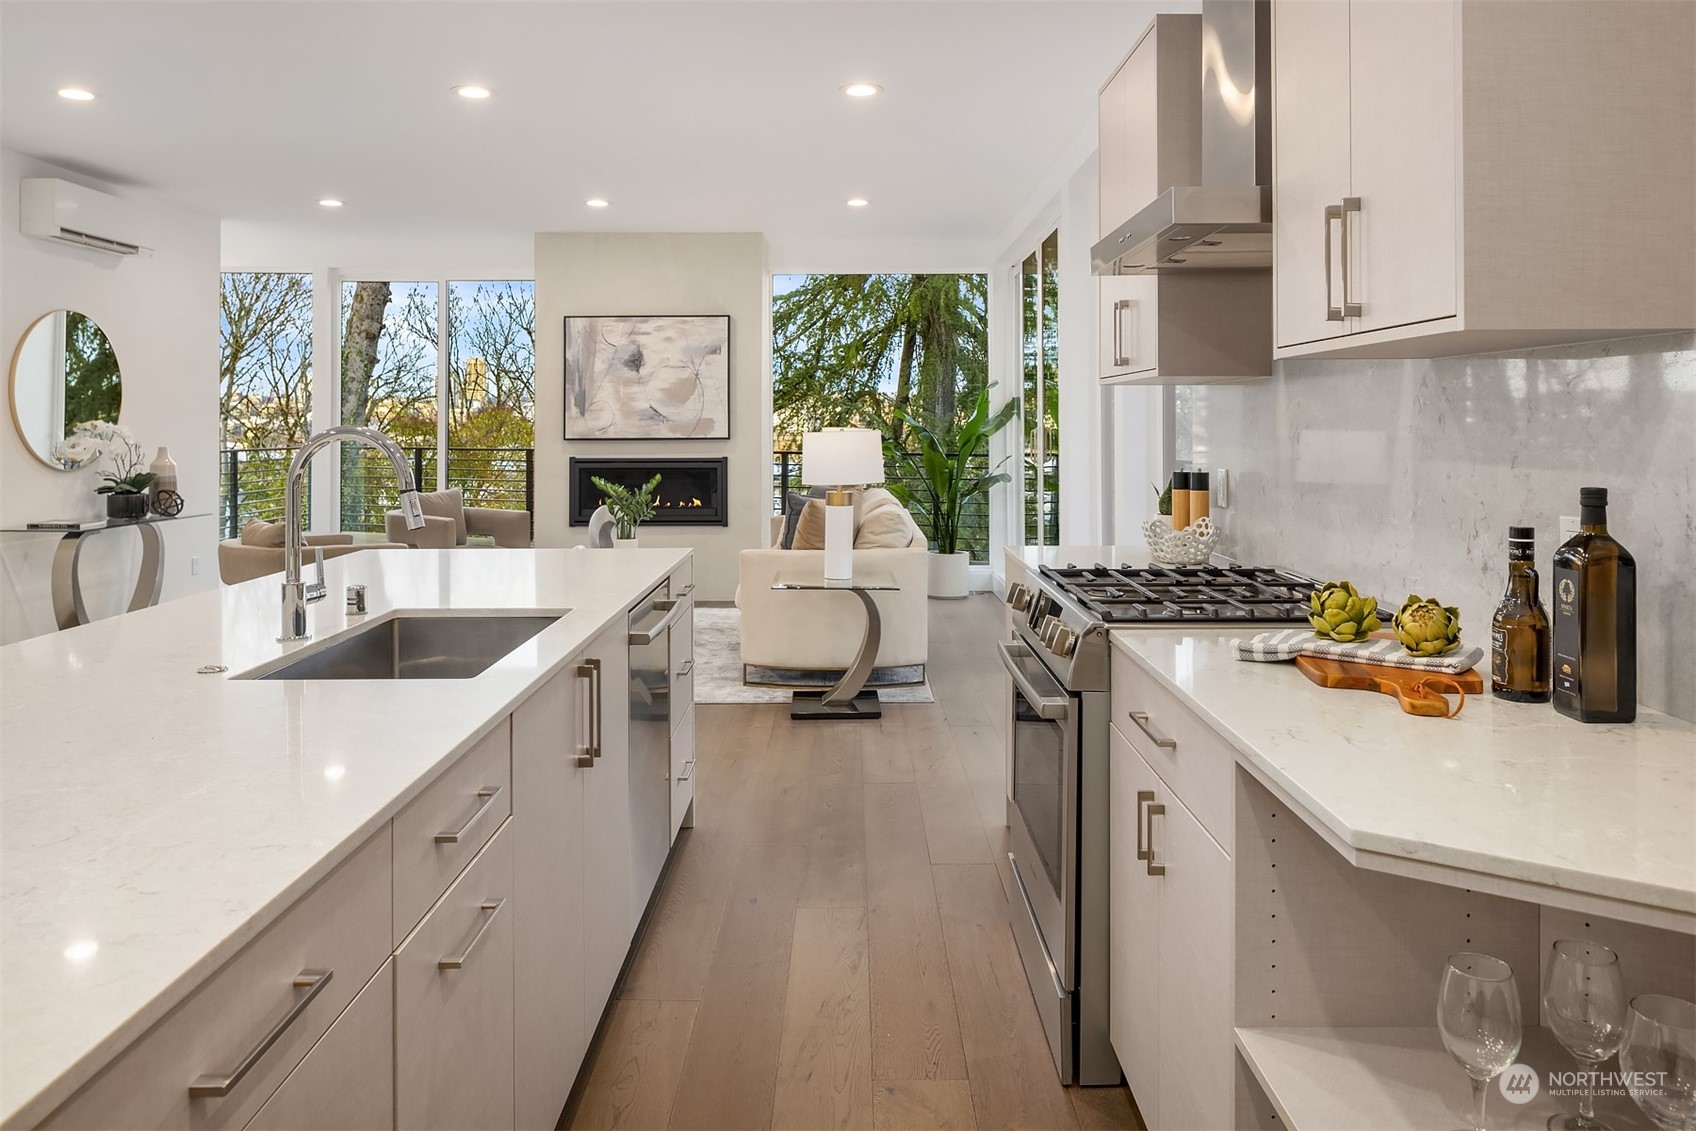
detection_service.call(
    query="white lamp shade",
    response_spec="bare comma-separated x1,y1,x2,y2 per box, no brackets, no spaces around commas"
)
801,428,885,486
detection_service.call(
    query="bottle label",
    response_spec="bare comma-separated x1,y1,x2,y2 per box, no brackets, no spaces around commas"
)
1552,566,1581,700
1490,626,1508,686
1508,542,1534,563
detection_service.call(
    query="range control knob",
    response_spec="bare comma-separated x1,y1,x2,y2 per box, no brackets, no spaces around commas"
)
1039,615,1063,645
1050,627,1078,657
1007,583,1033,611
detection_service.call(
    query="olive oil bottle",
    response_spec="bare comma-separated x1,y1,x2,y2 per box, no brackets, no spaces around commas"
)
1491,527,1551,702
1552,488,1636,723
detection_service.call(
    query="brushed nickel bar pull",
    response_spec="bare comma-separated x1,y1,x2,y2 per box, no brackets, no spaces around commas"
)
1128,710,1177,750
188,969,333,1097
1341,197,1362,318
434,786,501,844
438,899,505,970
678,760,695,783
576,659,601,767
1135,789,1154,861
1324,204,1344,321
676,659,694,678
1146,803,1167,877
1112,299,1133,367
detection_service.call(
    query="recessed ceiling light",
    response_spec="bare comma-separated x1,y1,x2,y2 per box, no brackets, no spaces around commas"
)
318,198,343,208
846,198,869,208
57,87,96,102
453,85,492,100
842,83,882,98
586,198,609,208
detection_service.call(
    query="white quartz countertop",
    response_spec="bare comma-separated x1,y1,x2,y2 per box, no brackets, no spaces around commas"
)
1109,629,1696,925
0,547,688,1127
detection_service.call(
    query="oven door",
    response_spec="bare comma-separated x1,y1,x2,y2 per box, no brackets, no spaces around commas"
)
998,639,1079,996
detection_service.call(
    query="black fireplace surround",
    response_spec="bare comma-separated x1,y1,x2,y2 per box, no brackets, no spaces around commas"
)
569,457,729,527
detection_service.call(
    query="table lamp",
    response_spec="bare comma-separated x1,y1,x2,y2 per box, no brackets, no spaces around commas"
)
801,428,885,581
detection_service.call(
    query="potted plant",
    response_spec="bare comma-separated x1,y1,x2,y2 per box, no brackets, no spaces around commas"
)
58,421,155,521
589,473,661,547
887,386,1019,599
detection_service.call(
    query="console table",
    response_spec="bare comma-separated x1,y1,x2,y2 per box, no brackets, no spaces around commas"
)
0,514,208,630
770,569,898,720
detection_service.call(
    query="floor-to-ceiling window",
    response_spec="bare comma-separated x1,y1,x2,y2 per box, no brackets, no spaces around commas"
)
339,279,439,531
218,271,314,537
770,273,994,560
1020,230,1061,546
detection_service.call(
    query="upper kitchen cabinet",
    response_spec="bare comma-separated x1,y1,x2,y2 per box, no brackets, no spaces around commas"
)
1273,0,1696,359
1096,8,1274,385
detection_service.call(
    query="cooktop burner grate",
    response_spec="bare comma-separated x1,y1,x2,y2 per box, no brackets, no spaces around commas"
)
1040,564,1322,624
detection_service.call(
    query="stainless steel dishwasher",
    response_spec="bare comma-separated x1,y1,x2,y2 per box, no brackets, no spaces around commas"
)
627,579,684,914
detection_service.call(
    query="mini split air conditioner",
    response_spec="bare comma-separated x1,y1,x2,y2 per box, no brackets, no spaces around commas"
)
20,177,155,256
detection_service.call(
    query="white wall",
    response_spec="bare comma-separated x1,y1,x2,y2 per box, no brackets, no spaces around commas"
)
532,233,770,601
0,149,220,643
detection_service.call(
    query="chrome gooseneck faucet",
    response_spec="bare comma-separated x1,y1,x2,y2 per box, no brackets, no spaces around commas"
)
280,425,426,641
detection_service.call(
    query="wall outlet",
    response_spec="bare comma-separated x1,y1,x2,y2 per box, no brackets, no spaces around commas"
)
1559,514,1580,541
190,555,200,576
1213,468,1229,509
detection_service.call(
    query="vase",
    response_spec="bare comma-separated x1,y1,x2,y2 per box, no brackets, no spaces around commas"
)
927,550,971,599
106,493,148,521
148,446,178,496
614,537,640,549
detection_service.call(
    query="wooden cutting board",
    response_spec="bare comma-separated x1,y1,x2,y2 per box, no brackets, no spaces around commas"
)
1295,654,1482,717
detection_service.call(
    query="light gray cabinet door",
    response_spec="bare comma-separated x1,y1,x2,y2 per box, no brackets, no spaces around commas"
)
247,961,395,1131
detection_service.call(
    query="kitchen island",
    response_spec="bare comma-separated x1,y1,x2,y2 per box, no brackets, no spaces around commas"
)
0,547,693,1129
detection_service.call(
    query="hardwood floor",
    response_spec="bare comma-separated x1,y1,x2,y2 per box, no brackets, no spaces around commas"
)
566,594,1146,1131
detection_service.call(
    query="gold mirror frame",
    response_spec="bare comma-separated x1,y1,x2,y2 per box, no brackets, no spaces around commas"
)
8,309,122,470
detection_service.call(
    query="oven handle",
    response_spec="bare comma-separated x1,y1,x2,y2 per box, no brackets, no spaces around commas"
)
997,641,1072,721
1008,853,1070,1000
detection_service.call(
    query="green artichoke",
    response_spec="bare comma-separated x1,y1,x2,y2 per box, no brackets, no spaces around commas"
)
1308,580,1382,642
1392,595,1462,656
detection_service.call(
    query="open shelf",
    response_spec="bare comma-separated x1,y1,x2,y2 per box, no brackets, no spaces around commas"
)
1235,1025,1652,1131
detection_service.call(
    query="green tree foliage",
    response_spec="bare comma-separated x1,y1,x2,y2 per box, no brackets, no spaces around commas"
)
62,312,122,429
772,274,988,449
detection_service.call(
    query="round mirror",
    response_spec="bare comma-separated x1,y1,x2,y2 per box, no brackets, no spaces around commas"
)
8,309,122,469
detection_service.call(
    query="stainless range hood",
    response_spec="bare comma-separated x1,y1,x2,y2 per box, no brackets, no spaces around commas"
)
1092,0,1270,276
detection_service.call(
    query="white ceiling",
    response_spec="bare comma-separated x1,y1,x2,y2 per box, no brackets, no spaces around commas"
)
0,1,1173,264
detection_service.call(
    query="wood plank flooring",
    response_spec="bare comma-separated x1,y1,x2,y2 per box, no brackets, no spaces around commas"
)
566,594,1145,1131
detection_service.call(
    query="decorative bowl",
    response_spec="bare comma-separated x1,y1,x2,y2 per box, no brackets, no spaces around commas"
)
1142,516,1220,566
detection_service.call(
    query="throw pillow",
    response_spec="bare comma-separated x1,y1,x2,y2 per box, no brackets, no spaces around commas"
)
855,505,917,548
779,491,811,549
792,499,828,550
416,488,467,545
240,518,285,548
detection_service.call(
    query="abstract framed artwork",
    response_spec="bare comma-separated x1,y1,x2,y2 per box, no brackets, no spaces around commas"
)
564,314,731,440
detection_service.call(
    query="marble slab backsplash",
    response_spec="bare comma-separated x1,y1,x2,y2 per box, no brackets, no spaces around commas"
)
1176,331,1696,722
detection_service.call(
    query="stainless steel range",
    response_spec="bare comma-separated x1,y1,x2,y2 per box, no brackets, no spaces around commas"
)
998,563,1322,1084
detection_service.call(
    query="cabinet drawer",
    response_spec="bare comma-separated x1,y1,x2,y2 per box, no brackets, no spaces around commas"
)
671,712,696,841
671,595,694,730
396,821,515,1131
44,830,393,1131
1109,644,1234,855
394,721,512,942
246,959,394,1131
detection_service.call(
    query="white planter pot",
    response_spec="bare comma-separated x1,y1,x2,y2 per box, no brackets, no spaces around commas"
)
614,537,639,549
927,550,970,600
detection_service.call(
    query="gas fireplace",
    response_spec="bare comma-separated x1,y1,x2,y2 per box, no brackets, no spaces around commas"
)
569,457,729,527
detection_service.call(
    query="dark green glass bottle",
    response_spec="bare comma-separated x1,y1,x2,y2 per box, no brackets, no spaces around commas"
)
1551,488,1636,723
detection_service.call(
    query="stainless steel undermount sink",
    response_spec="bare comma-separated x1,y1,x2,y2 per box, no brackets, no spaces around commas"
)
249,613,562,680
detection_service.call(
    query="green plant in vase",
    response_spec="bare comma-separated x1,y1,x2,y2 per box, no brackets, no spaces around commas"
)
590,473,661,543
65,421,156,520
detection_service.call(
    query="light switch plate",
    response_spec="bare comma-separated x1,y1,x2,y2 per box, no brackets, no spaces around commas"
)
190,555,199,576
1214,468,1229,508
1559,514,1580,541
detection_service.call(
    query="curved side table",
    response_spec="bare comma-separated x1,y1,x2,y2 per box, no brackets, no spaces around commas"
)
770,569,899,721
2,514,207,631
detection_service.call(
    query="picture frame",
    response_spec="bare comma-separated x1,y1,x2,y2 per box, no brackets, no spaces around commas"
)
563,314,731,440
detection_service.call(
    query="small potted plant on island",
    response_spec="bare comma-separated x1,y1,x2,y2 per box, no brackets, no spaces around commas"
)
887,385,1018,600
590,473,661,548
56,421,156,521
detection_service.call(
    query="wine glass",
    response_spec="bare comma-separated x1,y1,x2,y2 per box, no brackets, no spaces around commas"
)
1619,994,1696,1130
1544,939,1628,1130
1439,953,1524,1131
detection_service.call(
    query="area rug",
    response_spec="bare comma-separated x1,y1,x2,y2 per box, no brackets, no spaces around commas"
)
691,606,933,705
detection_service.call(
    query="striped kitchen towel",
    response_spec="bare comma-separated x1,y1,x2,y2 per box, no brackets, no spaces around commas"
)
1234,628,1484,674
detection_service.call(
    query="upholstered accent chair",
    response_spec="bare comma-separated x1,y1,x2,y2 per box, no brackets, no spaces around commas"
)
383,488,530,548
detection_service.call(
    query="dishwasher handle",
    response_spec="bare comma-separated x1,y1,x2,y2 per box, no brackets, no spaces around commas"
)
628,599,686,645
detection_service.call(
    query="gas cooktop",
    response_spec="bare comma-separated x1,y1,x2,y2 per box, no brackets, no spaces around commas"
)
1039,563,1322,623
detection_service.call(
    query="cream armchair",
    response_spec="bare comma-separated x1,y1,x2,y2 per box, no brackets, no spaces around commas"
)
736,513,929,679
218,534,407,585
383,488,530,548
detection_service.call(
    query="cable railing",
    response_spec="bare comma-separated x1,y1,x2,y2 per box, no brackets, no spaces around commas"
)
220,446,535,541
771,447,1055,563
